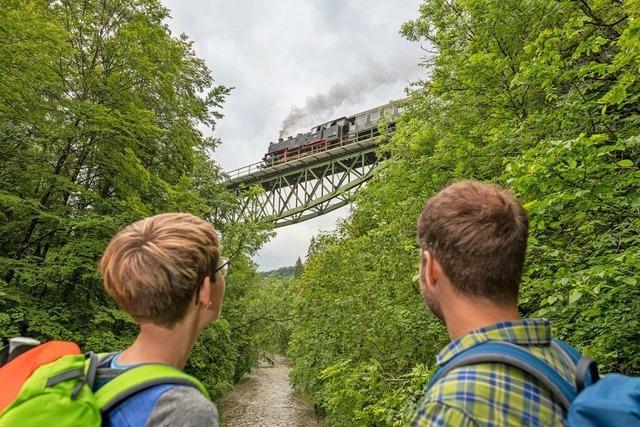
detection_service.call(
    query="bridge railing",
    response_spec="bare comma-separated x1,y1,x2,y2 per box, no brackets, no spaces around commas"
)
224,160,266,180
224,127,391,181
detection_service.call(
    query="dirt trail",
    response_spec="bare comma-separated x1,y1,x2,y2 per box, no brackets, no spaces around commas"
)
220,356,324,427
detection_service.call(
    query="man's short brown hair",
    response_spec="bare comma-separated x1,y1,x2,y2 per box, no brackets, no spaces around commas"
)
100,213,220,327
417,181,528,304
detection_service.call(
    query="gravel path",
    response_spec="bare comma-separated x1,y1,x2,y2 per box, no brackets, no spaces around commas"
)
220,356,324,427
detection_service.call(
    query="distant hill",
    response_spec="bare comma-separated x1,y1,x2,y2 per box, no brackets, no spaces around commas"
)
259,265,295,278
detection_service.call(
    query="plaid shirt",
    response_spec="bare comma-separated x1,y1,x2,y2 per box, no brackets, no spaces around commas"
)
411,319,574,427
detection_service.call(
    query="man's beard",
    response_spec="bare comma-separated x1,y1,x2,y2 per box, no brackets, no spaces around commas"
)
422,284,445,322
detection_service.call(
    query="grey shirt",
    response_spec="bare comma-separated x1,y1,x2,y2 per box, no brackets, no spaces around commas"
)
96,353,219,427
146,386,220,427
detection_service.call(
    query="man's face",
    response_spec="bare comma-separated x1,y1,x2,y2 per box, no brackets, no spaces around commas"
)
420,250,444,322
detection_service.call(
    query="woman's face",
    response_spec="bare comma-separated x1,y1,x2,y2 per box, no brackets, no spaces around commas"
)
208,270,226,321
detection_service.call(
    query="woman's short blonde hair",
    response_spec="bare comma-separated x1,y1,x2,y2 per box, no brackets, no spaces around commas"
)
100,213,220,327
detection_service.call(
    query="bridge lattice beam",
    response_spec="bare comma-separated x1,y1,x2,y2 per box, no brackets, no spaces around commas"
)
221,130,391,228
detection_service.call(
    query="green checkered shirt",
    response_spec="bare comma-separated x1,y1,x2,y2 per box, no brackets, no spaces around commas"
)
411,319,574,426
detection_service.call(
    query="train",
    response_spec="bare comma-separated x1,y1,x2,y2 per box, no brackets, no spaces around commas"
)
263,99,405,166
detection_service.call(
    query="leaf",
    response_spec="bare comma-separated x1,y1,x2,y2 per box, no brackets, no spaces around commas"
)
568,290,583,304
599,85,627,105
600,104,607,116
617,159,634,168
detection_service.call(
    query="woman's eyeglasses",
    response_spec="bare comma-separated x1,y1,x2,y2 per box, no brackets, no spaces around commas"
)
195,233,243,305
212,230,245,280
195,256,230,306
213,257,230,277
213,242,244,278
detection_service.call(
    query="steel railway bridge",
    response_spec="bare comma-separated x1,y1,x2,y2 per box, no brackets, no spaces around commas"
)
220,128,391,228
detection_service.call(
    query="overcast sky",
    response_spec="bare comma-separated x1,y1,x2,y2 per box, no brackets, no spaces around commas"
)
162,0,424,271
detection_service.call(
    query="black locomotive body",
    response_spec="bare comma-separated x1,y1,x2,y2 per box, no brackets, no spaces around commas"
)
264,100,404,166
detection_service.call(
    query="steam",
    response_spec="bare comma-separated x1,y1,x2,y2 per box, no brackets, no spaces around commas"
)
279,82,356,138
278,58,415,138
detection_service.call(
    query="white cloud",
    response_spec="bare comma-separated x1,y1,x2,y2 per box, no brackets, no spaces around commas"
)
162,0,424,270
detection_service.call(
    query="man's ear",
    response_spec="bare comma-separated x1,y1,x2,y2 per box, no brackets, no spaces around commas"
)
422,249,439,290
198,276,212,307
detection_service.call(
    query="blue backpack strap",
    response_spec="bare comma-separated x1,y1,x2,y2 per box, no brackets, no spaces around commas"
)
552,339,600,392
551,339,581,365
427,341,577,410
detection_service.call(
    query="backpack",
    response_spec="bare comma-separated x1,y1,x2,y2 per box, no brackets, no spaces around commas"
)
427,339,640,426
0,338,210,426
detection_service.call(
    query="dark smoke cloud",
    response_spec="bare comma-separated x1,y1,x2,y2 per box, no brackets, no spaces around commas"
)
279,57,416,138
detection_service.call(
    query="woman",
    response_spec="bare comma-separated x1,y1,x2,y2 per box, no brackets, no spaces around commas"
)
98,213,227,426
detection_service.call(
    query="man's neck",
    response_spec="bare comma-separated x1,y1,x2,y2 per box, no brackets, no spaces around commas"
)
118,322,198,369
443,293,520,341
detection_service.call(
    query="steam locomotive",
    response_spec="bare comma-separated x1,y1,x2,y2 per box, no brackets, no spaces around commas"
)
263,99,405,166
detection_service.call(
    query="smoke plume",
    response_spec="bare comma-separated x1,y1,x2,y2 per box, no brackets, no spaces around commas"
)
278,58,415,138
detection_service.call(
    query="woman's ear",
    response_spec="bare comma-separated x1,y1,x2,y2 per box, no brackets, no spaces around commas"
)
198,276,212,308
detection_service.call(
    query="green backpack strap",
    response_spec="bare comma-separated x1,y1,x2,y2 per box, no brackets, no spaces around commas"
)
94,364,210,413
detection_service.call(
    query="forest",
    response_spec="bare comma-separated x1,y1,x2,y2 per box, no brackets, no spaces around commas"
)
1,0,639,426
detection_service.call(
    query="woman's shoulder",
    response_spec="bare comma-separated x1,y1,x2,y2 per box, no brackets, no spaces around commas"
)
147,385,219,427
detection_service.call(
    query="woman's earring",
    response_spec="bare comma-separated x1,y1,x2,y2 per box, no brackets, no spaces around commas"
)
204,301,212,309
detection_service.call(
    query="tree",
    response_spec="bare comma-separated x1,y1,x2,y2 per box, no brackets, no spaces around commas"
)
294,257,304,278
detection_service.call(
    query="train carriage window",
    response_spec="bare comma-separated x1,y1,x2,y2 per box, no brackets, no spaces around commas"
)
356,115,367,125
370,110,380,121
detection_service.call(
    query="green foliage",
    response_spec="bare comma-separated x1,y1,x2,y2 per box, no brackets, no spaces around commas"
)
251,274,296,355
510,134,640,373
318,360,431,426
294,257,304,278
0,0,275,400
290,0,640,425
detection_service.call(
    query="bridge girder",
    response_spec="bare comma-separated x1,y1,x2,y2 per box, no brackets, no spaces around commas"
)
222,132,389,228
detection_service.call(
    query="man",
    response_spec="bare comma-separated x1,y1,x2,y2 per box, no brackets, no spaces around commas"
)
411,181,575,426
97,213,226,426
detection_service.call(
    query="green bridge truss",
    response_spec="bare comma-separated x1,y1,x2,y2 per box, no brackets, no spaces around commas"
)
221,130,390,228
